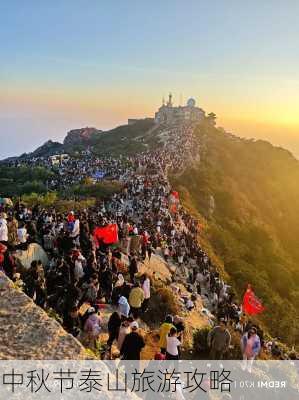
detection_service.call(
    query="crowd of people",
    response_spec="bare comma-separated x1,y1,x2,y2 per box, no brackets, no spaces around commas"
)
0,123,291,363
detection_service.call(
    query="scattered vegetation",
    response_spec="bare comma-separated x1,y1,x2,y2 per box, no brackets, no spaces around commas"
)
20,192,96,212
172,124,299,346
142,281,180,327
71,181,123,198
0,165,53,197
192,327,211,355
90,119,155,156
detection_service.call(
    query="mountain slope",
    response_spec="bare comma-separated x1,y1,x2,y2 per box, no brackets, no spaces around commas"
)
89,118,155,156
171,123,299,345
1,119,155,161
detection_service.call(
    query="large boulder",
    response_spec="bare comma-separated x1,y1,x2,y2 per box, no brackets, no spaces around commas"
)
15,243,48,270
63,127,102,147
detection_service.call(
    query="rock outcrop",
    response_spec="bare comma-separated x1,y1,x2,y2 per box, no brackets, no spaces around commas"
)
0,272,89,359
63,127,102,147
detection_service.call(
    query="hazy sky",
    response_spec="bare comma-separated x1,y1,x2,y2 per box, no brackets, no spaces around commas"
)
1,1,299,159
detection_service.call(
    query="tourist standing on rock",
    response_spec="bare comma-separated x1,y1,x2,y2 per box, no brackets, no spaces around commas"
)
99,264,113,303
141,273,151,312
107,311,122,349
118,295,130,318
129,253,138,283
17,221,28,250
207,319,231,359
173,315,185,357
83,307,102,350
70,214,80,244
35,260,46,308
147,243,154,261
0,213,8,245
7,213,18,248
241,327,261,373
159,315,174,355
120,321,145,360
129,282,145,319
166,327,181,360
0,243,7,274
81,274,99,304
64,305,81,337
117,317,132,351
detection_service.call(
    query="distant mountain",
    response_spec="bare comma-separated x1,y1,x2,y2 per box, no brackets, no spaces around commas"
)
6,140,65,161
30,140,64,158
1,119,156,162
88,118,156,156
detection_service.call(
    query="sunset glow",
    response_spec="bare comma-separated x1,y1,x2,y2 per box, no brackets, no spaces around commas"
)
1,1,299,158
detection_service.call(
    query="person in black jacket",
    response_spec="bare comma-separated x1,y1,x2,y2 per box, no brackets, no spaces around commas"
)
129,254,138,283
107,311,121,348
120,321,145,360
100,265,113,302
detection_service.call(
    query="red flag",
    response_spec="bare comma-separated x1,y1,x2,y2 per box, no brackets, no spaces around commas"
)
170,204,178,214
243,285,265,315
171,191,179,200
0,243,7,253
93,224,119,245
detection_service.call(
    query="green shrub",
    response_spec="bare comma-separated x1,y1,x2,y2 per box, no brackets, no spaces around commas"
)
21,192,95,212
72,181,122,198
21,192,58,208
142,284,180,327
192,327,211,354
54,198,96,213
21,180,47,194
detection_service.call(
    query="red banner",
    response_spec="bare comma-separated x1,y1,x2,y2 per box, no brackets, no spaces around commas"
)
243,285,265,315
171,191,179,200
94,224,119,245
170,204,178,214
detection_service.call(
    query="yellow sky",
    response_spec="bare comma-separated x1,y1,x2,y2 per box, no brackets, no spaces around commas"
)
1,82,299,158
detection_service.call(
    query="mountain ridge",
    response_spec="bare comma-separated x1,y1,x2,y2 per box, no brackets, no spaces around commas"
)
171,122,299,345
1,118,299,347
1,118,155,162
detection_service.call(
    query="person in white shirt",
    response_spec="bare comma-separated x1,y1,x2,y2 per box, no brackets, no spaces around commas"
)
17,223,28,248
166,327,181,360
141,273,151,312
70,216,80,245
0,217,8,243
74,257,85,282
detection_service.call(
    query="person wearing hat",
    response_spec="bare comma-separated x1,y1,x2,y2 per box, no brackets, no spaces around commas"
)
120,321,145,360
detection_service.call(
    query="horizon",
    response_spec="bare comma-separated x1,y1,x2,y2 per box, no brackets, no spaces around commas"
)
1,1,299,159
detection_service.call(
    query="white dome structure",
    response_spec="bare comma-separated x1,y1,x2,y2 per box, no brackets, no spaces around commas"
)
155,93,204,124
187,98,196,107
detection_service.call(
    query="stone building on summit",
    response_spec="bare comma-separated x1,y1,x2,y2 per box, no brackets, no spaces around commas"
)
154,93,205,124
